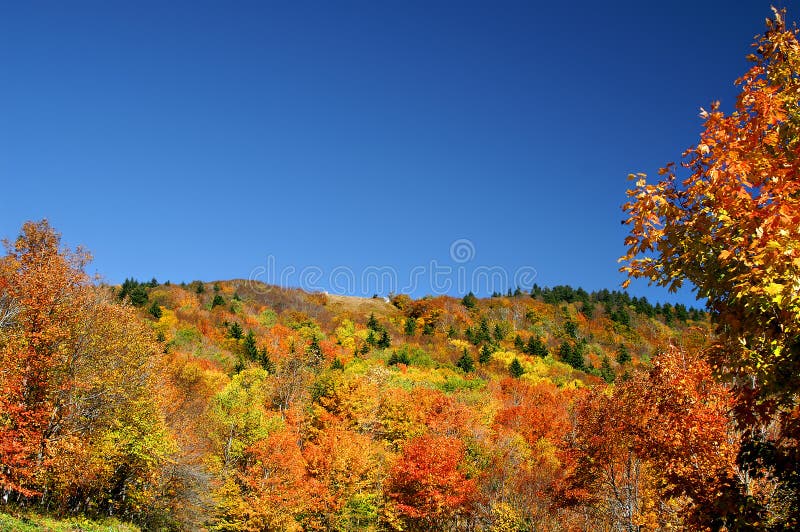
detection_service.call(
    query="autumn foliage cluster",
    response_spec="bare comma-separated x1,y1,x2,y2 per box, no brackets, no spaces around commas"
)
2,8,800,532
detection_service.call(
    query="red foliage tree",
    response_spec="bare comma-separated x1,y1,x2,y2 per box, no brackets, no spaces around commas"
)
385,433,478,530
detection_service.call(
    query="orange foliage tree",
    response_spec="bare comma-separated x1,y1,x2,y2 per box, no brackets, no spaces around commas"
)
384,433,478,531
0,221,174,521
620,8,800,527
560,348,737,529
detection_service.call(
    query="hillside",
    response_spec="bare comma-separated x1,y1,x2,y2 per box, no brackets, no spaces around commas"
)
0,222,713,531
103,276,710,530
5,217,798,530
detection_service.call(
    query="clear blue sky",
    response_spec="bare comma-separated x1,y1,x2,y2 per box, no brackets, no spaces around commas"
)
0,1,783,305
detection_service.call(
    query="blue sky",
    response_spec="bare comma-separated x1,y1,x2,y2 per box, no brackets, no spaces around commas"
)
0,1,782,305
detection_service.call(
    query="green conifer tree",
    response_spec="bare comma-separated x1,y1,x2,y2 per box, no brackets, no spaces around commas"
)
509,358,524,378
456,348,475,373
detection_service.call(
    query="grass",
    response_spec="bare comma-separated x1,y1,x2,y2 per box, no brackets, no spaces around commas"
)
0,511,139,532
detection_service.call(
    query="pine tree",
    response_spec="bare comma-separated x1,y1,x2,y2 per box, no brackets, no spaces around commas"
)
228,321,243,339
331,358,345,370
527,336,548,358
366,330,377,346
404,317,417,337
564,319,578,339
479,344,492,364
493,323,505,342
559,341,584,370
377,330,391,349
367,313,379,331
478,317,492,343
514,334,525,352
148,301,162,319
461,292,478,309
456,348,475,373
509,358,525,379
243,331,258,361
119,278,149,307
211,294,225,308
259,348,275,373
388,349,411,366
422,321,435,336
616,344,631,365
600,355,615,383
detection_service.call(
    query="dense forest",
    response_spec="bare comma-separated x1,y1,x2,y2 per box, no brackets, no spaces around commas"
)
0,220,713,531
2,8,800,532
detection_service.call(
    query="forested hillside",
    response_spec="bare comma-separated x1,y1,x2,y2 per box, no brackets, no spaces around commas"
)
3,7,800,532
1,220,711,531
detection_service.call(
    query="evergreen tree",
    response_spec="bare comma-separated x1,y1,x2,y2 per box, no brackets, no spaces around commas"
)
367,313,380,331
514,334,525,352
616,344,631,365
559,341,584,371
456,348,475,373
366,330,377,346
661,304,674,325
478,317,492,343
404,317,417,337
211,294,225,308
461,291,478,309
119,278,149,307
331,358,345,371
243,330,258,361
388,349,411,366
465,327,477,345
563,319,578,339
527,336,548,358
148,301,162,319
493,323,505,342
147,277,159,288
479,344,492,364
422,321,435,336
610,307,631,327
377,330,391,349
195,282,205,294
600,355,615,383
259,348,275,373
509,358,525,378
228,321,243,340
447,325,458,339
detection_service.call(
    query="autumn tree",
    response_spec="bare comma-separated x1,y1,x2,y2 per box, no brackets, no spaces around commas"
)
620,8,800,526
560,348,739,529
385,434,477,530
0,220,174,522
